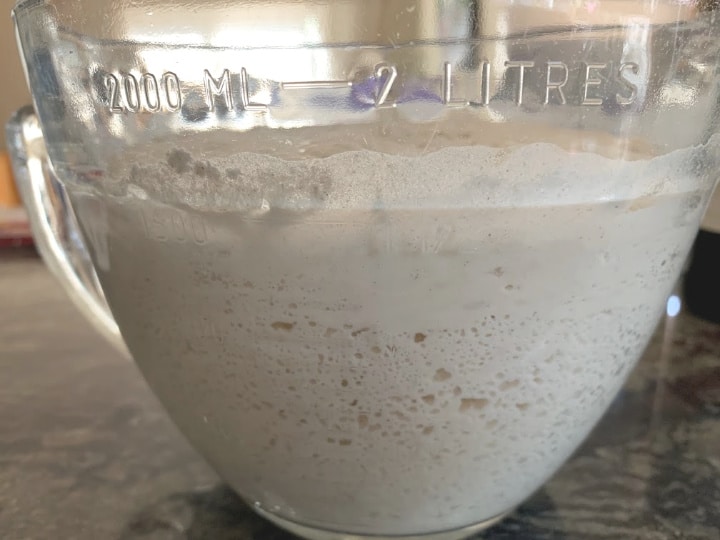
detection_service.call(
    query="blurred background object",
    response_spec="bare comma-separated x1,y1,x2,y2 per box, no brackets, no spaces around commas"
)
0,152,19,206
1,8,33,248
684,188,720,324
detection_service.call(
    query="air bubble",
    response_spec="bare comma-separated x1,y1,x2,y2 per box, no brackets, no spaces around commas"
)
460,398,489,412
352,328,370,337
271,321,295,332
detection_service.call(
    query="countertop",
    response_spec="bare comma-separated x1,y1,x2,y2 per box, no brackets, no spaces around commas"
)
1,247,719,540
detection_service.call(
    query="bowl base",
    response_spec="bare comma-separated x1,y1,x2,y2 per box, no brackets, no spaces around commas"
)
252,504,509,540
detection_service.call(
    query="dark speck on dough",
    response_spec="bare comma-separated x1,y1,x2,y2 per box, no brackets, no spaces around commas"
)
167,149,193,174
129,165,141,182
194,161,222,182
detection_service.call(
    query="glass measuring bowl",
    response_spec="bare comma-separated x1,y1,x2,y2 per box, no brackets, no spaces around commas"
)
8,1,720,538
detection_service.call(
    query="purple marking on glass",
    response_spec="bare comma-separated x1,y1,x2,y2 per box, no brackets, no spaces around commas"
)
349,74,442,110
350,77,381,109
397,82,443,104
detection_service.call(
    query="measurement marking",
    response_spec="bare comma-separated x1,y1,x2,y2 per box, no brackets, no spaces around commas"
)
204,69,233,111
481,61,491,105
162,72,182,111
442,62,468,107
505,60,535,106
123,74,141,112
545,62,569,105
240,67,268,112
375,63,398,108
582,63,607,106
617,62,639,106
104,74,123,113
103,71,183,113
281,80,353,90
141,73,161,112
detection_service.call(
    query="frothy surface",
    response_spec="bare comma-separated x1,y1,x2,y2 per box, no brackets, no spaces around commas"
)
72,132,718,535
102,121,674,213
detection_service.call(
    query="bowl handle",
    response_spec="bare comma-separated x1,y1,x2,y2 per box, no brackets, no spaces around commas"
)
6,106,129,356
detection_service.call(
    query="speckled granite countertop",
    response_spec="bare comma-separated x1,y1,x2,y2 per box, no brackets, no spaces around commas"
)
1,248,719,540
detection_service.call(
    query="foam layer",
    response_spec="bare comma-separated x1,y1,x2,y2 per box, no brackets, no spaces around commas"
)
100,121,704,213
